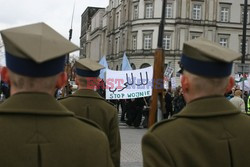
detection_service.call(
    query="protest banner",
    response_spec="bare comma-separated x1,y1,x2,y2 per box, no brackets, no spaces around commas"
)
106,66,153,99
164,66,174,81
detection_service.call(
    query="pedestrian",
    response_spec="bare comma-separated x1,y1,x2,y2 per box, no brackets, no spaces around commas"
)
59,58,121,167
247,94,250,114
0,22,113,167
142,38,250,166
172,86,186,116
229,89,245,113
0,81,10,99
164,89,173,119
243,91,248,112
126,98,145,128
120,99,127,122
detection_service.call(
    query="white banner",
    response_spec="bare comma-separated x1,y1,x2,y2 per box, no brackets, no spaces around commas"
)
106,67,153,99
164,66,174,80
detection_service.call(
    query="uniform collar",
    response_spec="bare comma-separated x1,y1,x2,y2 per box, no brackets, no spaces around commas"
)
175,96,240,118
71,89,103,99
0,92,74,116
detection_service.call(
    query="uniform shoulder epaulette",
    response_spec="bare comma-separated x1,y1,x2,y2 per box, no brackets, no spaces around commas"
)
74,115,101,130
150,116,177,132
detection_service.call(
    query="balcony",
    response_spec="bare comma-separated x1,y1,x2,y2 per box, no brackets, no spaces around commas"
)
106,49,182,61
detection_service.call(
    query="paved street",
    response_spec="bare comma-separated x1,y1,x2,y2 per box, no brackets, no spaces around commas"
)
119,123,147,167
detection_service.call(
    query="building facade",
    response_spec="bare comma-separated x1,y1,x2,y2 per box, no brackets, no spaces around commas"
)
80,7,104,58
82,0,250,75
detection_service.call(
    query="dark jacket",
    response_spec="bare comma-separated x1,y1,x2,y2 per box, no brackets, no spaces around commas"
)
172,94,186,115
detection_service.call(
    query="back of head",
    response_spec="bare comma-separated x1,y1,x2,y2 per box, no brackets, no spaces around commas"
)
74,58,104,89
180,38,241,100
75,58,104,78
0,22,79,93
181,38,241,78
234,90,242,97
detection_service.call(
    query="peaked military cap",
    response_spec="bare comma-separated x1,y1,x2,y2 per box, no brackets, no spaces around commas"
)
180,38,241,77
0,22,79,77
75,58,104,77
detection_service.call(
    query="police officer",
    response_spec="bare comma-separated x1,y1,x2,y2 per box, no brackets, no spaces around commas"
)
59,58,121,167
0,23,113,167
142,38,250,167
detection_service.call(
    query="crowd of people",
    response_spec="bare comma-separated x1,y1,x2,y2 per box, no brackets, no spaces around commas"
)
1,22,250,167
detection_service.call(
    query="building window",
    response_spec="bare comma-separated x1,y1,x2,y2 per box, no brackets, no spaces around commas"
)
115,38,119,54
140,63,151,69
143,33,152,50
131,63,136,70
109,39,112,54
220,6,230,22
122,34,126,50
133,5,139,20
132,34,137,50
190,32,202,40
124,7,127,22
192,4,202,20
241,6,250,24
165,3,173,18
191,35,199,39
116,13,119,28
145,3,153,18
219,37,229,48
163,33,172,50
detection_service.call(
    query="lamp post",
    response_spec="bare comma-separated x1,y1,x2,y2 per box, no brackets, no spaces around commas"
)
241,0,248,99
63,0,76,97
242,0,248,64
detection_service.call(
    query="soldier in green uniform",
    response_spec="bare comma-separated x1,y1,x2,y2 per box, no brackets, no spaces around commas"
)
0,23,113,167
59,58,121,167
142,38,250,167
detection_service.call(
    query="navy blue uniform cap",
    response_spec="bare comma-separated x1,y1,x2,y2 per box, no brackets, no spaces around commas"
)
75,58,104,77
180,38,241,77
0,22,79,77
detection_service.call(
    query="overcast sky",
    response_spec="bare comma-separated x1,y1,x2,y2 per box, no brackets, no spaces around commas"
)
0,0,109,46
0,0,109,66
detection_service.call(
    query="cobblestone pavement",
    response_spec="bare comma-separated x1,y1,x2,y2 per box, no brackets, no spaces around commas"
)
119,123,147,167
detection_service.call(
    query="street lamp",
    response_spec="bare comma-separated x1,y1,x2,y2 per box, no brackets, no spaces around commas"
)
63,0,76,97
242,0,248,64
241,0,248,98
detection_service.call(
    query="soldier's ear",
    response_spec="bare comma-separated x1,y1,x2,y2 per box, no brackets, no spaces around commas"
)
56,72,67,88
1,67,10,84
225,76,234,94
181,74,189,94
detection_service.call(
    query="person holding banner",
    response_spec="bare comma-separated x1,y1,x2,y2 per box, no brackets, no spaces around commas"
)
60,58,121,167
142,38,250,166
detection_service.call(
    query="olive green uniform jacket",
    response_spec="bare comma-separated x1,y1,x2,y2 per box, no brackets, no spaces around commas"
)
142,96,250,167
60,89,121,167
0,92,114,167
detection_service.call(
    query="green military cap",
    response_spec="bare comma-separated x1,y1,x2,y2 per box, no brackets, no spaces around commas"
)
0,22,79,77
180,38,241,77
75,58,104,77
